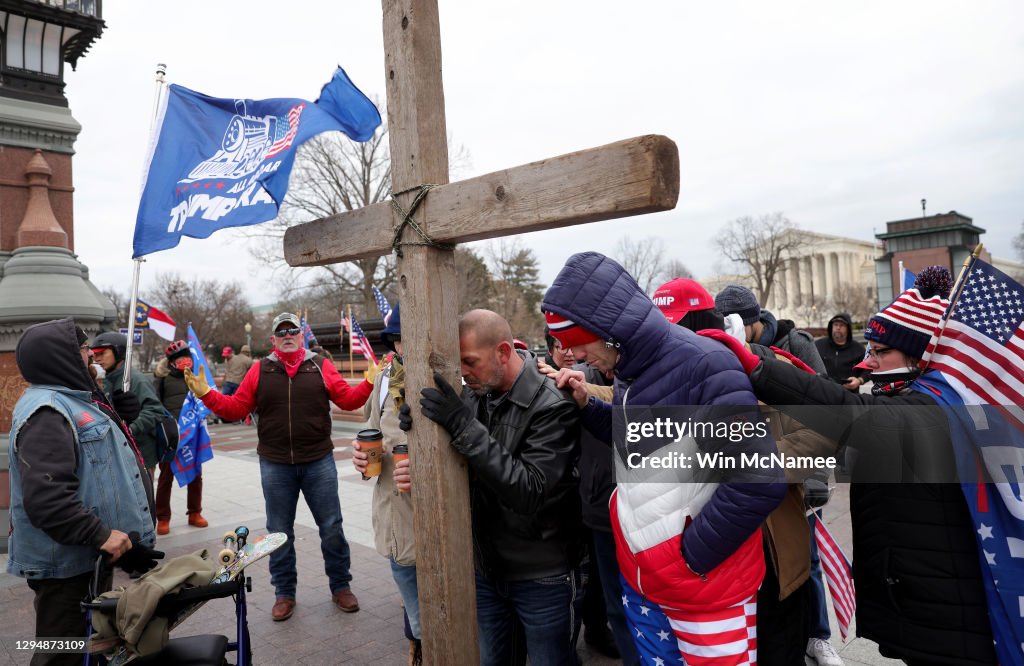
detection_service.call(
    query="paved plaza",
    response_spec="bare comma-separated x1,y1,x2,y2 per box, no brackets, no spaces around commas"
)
0,420,898,665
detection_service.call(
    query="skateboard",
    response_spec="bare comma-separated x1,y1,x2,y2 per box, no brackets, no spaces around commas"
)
97,527,287,665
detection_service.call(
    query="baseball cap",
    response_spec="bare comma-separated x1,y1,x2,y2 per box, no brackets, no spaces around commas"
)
271,312,301,331
653,278,715,324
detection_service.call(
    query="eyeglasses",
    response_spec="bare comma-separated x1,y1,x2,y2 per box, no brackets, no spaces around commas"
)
866,346,895,360
273,327,302,338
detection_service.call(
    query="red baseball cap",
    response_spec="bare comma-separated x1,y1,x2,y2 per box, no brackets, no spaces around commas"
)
652,278,715,324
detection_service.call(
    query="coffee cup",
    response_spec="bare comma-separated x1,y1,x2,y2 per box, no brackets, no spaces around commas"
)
356,428,384,478
392,444,409,492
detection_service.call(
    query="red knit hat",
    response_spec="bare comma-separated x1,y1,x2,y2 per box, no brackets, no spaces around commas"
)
653,278,715,324
544,310,601,348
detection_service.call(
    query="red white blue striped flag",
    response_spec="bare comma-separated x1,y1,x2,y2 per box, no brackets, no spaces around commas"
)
814,516,856,641
350,315,377,364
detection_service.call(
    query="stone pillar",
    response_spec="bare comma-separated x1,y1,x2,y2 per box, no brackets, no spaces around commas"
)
801,256,814,306
788,257,801,307
829,253,840,300
816,254,829,302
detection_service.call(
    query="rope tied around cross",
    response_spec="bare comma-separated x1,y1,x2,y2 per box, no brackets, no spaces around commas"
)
389,184,455,257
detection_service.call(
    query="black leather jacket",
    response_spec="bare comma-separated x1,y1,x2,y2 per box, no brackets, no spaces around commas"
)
450,351,583,581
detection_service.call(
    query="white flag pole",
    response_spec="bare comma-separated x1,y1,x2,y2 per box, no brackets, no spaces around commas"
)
123,63,168,392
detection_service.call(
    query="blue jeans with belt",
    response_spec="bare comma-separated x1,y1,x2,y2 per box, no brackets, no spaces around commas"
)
259,453,352,599
475,568,583,666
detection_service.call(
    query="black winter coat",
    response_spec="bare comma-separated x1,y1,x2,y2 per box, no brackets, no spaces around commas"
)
750,357,995,665
451,351,583,581
574,363,614,531
814,336,867,384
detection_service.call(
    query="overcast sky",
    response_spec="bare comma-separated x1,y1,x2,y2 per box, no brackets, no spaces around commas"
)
64,0,1024,310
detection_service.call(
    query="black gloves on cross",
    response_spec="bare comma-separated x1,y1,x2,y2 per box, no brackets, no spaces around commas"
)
397,372,473,437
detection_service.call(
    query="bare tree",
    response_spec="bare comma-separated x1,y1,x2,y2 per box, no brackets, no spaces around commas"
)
246,123,395,316
484,239,546,343
830,283,876,326
661,259,694,282
714,212,802,306
455,247,493,312
246,116,471,318
149,274,254,352
613,236,666,294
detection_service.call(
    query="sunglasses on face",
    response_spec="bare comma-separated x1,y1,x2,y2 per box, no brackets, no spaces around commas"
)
273,327,302,338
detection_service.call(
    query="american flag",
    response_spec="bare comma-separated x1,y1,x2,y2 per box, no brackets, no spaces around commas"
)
814,517,856,641
372,286,392,325
350,315,377,364
922,257,1024,428
265,103,304,158
300,314,318,350
621,578,757,666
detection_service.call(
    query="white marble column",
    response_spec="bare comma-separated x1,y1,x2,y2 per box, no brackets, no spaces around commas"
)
788,257,801,307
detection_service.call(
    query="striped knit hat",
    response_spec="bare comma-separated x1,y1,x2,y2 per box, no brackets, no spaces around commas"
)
864,265,953,359
544,310,601,349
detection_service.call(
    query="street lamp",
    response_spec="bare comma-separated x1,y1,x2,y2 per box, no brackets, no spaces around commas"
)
244,322,252,349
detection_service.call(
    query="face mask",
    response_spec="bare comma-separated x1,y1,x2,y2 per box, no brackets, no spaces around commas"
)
172,357,194,371
91,363,106,380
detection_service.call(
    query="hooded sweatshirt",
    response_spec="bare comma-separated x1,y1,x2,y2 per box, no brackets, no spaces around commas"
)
814,313,867,383
542,252,786,609
8,319,155,578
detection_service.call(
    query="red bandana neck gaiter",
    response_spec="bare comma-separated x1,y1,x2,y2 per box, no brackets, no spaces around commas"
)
276,348,306,378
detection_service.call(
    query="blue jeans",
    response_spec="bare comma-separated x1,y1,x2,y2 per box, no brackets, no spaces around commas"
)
807,511,831,639
592,530,641,665
259,453,352,599
475,569,583,666
390,558,420,639
222,381,240,396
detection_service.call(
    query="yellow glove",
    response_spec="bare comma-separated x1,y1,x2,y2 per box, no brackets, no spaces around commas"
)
183,367,211,398
365,352,394,385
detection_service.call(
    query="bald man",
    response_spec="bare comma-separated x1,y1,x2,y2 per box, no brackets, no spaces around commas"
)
400,309,584,666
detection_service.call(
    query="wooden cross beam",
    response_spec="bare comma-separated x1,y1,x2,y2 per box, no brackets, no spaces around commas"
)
282,1,678,663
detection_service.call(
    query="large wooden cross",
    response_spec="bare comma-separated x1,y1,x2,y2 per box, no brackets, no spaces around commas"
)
283,1,678,662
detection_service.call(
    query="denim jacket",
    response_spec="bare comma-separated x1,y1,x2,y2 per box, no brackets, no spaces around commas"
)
8,386,155,579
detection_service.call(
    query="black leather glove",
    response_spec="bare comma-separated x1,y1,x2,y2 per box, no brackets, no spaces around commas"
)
111,389,141,424
116,532,165,575
398,403,413,432
803,478,831,510
419,372,473,436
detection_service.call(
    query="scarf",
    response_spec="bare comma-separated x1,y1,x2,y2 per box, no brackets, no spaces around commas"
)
275,348,306,378
757,310,778,347
868,368,920,397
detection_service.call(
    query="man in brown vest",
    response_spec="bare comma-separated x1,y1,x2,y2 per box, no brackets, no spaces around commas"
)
184,312,380,621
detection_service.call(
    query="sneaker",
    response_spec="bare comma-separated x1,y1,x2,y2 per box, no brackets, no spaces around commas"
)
156,519,170,535
806,637,844,666
332,588,360,613
187,513,209,528
271,597,295,621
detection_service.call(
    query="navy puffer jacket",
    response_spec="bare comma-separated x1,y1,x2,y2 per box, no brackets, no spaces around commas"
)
542,252,786,573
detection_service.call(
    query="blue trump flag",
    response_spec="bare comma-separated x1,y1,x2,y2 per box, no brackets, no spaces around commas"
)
173,324,216,487
133,67,381,257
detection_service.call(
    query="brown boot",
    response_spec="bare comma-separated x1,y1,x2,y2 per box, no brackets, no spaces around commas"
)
187,513,208,528
271,597,295,621
156,519,170,535
332,588,360,612
408,639,422,666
